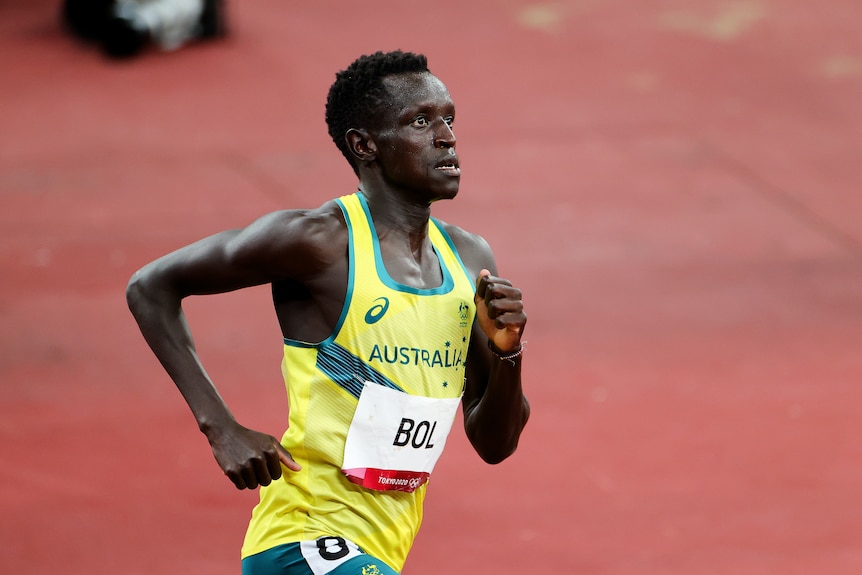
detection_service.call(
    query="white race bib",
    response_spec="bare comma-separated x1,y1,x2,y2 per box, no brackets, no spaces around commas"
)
299,536,362,574
342,383,461,492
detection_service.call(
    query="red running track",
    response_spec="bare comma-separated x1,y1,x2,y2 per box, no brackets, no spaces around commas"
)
2,1,862,573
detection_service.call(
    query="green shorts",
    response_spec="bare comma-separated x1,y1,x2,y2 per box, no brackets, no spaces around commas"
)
241,537,400,575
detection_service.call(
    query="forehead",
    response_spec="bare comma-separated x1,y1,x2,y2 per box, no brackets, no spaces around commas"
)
380,72,453,111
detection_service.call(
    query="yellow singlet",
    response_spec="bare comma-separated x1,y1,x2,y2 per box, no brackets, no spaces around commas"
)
241,192,477,571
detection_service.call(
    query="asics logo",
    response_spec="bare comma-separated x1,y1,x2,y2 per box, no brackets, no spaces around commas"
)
364,297,390,324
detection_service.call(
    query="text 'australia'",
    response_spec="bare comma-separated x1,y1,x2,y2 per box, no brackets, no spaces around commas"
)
368,344,465,368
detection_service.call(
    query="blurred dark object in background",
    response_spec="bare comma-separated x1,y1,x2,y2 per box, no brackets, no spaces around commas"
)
61,0,227,58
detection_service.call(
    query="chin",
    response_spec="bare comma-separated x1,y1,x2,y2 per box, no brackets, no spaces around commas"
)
430,191,459,204
436,182,461,201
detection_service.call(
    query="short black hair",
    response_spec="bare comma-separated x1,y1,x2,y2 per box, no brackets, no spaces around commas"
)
325,50,430,174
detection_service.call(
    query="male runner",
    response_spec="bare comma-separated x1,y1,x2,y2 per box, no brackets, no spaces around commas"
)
127,50,530,574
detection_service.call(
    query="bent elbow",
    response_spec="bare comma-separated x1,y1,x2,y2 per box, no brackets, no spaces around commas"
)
125,267,168,318
478,444,519,465
126,272,141,311
470,430,523,465
470,401,530,465
125,270,148,315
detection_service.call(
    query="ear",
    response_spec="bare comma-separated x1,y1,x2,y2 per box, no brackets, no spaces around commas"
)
345,128,378,164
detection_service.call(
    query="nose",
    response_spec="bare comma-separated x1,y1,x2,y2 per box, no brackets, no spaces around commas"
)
434,120,456,149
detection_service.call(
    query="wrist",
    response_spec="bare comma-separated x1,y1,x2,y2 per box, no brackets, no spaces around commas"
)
487,340,525,365
197,411,236,438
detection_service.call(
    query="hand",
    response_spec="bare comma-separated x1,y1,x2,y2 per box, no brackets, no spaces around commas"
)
205,421,301,490
474,269,526,354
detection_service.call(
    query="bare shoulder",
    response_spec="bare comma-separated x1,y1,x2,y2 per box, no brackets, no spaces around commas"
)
434,219,496,276
230,199,348,280
245,199,344,242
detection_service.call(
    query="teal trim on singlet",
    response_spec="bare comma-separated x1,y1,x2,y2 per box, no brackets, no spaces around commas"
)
282,194,469,350
355,192,455,295
430,217,475,295
281,196,358,350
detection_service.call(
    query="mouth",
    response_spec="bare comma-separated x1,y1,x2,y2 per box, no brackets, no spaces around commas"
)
434,157,461,177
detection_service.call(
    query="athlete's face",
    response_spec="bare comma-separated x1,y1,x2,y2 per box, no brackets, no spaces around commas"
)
372,72,460,202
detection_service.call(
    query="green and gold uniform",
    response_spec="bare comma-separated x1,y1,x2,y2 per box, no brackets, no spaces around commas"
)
242,192,476,572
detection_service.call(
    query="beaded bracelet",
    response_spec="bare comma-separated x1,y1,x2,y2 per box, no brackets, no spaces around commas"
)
488,340,526,366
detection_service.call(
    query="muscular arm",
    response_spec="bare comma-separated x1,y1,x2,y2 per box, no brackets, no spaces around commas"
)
446,227,530,464
126,205,344,488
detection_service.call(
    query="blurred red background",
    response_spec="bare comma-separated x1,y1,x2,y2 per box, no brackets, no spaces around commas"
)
2,1,861,573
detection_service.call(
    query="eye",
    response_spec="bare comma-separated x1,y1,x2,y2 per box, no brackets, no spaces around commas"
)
444,116,455,127
410,116,429,128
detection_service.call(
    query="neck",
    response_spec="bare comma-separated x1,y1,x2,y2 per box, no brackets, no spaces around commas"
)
358,185,433,248
356,184,444,288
